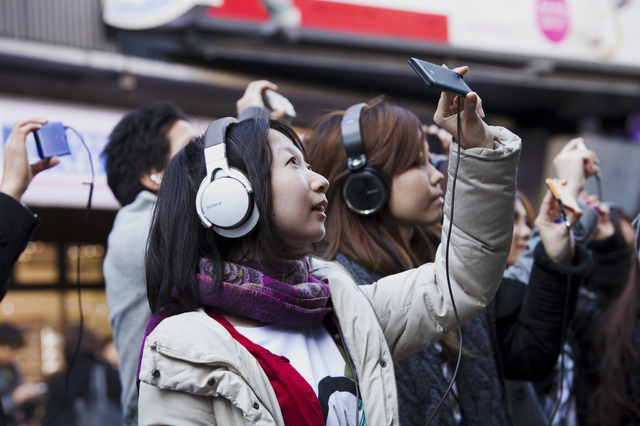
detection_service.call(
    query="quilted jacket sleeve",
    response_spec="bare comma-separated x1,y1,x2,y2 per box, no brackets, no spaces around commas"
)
360,126,521,360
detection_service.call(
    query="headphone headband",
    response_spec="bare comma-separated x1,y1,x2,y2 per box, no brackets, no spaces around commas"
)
341,103,367,171
204,117,238,148
203,117,239,178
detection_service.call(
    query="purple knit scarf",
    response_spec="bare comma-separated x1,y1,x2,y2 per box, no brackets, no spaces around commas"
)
144,257,331,340
137,258,332,380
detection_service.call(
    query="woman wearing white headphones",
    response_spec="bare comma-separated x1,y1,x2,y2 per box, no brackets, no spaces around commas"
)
137,82,520,425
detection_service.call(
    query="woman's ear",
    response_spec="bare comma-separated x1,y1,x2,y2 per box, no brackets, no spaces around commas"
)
140,169,162,192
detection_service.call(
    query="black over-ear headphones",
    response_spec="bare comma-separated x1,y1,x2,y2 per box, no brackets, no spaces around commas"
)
195,117,259,238
340,103,389,215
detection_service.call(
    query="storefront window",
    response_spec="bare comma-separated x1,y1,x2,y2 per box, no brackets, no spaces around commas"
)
13,241,59,285
65,243,105,285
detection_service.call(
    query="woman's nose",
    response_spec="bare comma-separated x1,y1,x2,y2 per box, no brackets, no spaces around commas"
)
312,171,329,193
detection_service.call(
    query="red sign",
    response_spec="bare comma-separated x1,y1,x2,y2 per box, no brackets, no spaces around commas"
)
206,0,449,43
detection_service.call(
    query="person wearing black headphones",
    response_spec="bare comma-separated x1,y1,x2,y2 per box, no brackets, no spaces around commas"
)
136,80,520,424
304,93,593,425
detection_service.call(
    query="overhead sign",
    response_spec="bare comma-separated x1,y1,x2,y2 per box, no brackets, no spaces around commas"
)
103,0,222,30
206,0,449,43
450,0,640,67
202,0,640,68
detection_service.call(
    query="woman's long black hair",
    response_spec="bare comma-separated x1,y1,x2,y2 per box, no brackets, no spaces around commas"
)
145,118,310,313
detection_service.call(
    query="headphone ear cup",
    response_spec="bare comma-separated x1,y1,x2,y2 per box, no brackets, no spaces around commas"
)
195,167,259,238
341,167,388,215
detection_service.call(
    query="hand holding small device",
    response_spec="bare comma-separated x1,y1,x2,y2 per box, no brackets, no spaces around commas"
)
409,57,472,97
410,58,493,150
544,178,582,229
0,118,61,201
236,80,279,116
535,179,582,266
553,138,601,197
263,89,296,120
537,178,582,265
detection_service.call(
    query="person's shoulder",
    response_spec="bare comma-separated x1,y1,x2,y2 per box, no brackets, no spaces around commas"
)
309,256,352,282
308,256,334,270
108,191,156,236
116,190,157,216
146,311,240,361
151,310,228,341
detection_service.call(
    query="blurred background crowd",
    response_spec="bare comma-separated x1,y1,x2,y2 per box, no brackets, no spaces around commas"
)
0,1,639,425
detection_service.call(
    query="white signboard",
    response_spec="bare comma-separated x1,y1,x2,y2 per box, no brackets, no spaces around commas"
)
450,0,640,66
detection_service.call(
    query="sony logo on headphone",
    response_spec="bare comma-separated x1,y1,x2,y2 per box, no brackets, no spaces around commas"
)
206,201,223,209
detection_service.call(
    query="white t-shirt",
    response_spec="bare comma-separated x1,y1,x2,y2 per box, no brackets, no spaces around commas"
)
237,324,366,425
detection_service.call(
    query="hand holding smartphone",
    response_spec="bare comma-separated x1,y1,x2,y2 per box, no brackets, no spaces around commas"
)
409,58,471,97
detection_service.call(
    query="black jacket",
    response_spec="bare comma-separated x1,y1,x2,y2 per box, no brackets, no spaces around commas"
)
338,240,592,425
566,228,635,425
0,193,39,301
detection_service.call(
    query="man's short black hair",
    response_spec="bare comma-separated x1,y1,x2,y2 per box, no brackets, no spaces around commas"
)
102,101,189,206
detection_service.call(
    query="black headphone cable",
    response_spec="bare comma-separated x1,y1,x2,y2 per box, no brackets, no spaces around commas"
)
426,97,464,426
43,126,94,426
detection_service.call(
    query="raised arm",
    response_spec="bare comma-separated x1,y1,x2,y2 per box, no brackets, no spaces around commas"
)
363,81,522,358
496,185,593,379
1,118,59,299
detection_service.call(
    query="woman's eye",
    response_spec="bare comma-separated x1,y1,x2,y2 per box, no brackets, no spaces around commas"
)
287,156,298,165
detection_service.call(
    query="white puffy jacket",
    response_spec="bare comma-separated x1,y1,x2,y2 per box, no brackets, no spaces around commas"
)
138,126,521,425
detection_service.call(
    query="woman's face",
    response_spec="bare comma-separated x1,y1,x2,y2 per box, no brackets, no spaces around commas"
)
508,198,533,266
388,142,445,241
269,129,330,249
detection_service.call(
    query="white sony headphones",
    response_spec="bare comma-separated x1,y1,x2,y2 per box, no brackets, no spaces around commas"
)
195,117,259,238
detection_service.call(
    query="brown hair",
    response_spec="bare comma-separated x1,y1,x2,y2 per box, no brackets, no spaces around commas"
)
305,95,438,276
516,190,535,228
590,209,640,425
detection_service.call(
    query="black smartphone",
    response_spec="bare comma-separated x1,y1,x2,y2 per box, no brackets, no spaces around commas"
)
409,57,471,97
33,122,71,159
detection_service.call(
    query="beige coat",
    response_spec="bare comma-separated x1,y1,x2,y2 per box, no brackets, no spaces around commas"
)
138,126,521,425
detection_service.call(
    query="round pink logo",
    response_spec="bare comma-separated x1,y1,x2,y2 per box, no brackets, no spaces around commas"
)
537,0,569,42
